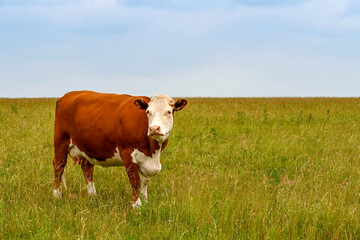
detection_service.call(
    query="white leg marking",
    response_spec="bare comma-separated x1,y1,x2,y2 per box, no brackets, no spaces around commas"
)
141,175,151,202
62,170,67,190
53,189,62,198
132,198,142,208
87,182,97,196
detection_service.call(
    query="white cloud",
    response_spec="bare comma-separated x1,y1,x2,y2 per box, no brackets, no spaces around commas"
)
230,0,355,30
338,15,360,30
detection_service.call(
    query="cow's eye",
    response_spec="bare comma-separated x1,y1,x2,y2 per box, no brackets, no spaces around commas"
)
166,111,172,115
146,110,150,114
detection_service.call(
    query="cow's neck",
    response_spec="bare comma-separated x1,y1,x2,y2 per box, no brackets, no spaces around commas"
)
141,137,168,157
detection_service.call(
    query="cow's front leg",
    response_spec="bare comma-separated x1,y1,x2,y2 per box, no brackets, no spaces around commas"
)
121,153,141,208
122,150,142,208
124,161,141,208
141,175,150,202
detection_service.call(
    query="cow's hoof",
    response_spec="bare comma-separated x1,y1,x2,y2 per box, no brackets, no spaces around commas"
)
88,192,97,197
53,189,62,198
132,198,142,208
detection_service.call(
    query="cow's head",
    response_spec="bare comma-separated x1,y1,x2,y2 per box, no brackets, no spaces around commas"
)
134,94,187,143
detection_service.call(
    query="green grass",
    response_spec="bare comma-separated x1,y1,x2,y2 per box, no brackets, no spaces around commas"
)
1,97,360,239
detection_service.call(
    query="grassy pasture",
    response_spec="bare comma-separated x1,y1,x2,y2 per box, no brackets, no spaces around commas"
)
1,97,360,239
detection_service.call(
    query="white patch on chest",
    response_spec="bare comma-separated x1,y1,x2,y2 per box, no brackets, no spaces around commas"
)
69,141,123,167
131,148,162,177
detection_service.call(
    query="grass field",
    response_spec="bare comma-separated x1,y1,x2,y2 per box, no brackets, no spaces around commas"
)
1,97,360,239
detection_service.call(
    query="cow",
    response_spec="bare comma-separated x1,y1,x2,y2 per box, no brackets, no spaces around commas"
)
52,91,187,208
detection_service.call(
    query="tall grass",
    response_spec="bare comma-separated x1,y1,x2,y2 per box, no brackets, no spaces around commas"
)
1,97,360,239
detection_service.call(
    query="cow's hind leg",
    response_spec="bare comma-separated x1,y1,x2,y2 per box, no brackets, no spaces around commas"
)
81,159,97,196
53,138,70,198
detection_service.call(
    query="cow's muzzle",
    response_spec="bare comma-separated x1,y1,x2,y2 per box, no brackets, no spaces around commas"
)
148,125,163,136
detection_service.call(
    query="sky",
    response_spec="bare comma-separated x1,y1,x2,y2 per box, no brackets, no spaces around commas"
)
0,0,359,97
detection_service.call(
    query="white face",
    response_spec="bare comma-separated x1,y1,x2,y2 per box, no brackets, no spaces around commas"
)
146,95,174,143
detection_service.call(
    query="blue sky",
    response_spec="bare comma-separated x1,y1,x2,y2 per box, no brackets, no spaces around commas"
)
0,0,359,97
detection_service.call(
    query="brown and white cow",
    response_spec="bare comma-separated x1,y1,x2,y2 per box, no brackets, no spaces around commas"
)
52,91,187,207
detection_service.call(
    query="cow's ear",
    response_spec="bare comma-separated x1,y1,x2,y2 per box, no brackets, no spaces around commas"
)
174,98,188,111
134,98,149,110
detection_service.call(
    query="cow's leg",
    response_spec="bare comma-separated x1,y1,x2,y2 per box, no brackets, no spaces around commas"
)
52,137,70,198
81,159,97,196
121,152,141,208
140,175,150,202
126,163,141,208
